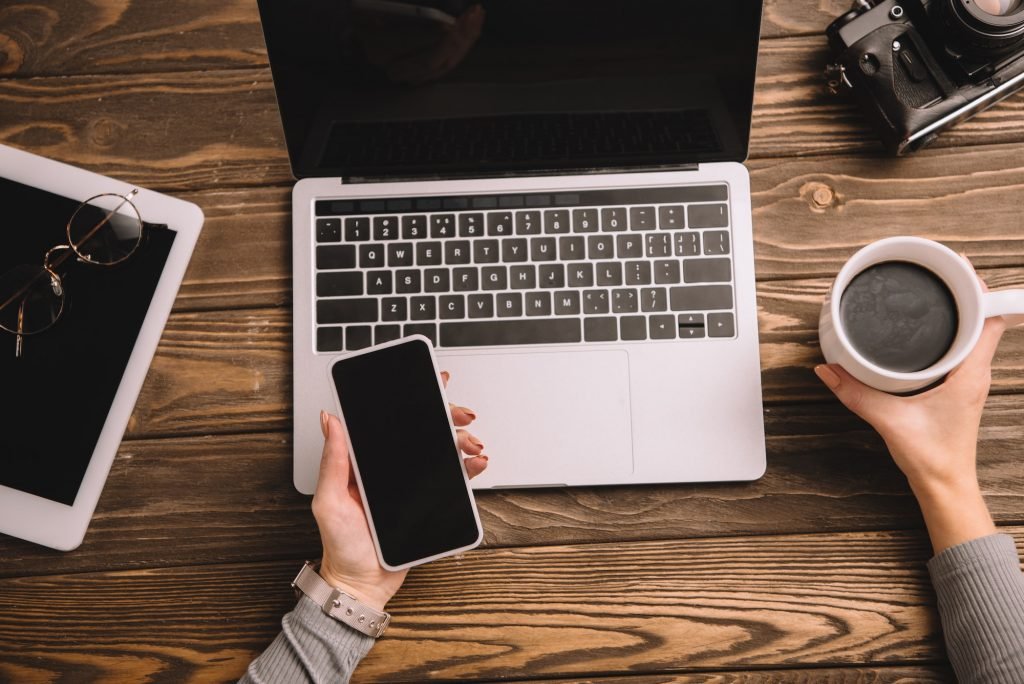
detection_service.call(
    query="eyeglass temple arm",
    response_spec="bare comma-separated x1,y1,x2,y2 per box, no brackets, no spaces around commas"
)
15,298,25,358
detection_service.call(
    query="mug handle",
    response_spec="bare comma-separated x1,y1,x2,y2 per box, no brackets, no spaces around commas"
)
983,290,1024,327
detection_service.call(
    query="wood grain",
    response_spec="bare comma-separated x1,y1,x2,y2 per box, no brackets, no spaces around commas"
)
2,530,1017,682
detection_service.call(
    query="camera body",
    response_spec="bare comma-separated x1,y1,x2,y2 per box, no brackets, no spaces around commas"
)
826,0,1024,154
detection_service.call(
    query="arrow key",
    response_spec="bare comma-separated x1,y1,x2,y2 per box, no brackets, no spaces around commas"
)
708,312,735,338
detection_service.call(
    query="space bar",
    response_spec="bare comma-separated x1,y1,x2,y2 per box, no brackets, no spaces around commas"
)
440,320,582,347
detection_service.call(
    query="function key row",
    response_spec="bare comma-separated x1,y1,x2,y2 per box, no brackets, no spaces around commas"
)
315,204,729,243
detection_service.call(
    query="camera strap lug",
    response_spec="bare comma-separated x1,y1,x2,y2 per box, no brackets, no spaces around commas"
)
825,63,853,94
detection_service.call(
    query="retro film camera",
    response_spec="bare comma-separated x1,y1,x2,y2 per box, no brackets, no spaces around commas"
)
826,0,1024,154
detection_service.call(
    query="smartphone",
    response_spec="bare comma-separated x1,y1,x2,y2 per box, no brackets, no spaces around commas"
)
328,335,483,571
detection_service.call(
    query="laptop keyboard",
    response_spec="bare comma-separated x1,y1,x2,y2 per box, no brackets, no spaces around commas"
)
313,185,737,352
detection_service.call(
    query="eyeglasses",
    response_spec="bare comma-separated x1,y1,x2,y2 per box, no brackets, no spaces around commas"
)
0,189,145,358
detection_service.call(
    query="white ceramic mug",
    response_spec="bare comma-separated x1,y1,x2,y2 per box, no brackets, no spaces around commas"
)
819,236,1024,394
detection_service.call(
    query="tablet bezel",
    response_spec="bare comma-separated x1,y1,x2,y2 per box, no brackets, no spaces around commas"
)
0,144,203,550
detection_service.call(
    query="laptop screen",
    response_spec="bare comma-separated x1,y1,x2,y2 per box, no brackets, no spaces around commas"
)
258,0,763,180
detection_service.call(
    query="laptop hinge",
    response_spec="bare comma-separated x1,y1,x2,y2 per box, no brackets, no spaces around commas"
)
340,163,701,185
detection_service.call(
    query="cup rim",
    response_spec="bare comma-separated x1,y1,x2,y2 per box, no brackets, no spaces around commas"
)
829,237,984,381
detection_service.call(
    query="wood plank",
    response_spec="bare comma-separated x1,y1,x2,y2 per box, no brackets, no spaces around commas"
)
511,668,955,684
4,394,1023,577
0,0,895,80
4,530,1018,681
2,47,1023,194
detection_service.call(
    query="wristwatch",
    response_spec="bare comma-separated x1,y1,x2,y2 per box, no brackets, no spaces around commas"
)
291,561,391,638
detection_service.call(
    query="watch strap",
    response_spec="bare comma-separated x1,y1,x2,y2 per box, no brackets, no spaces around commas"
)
292,561,391,638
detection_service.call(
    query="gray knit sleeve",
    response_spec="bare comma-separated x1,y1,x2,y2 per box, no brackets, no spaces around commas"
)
927,533,1024,684
240,595,376,684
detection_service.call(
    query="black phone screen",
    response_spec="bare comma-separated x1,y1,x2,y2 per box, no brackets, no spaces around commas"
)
330,338,481,568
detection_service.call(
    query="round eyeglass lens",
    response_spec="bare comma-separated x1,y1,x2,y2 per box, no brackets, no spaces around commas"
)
974,0,1023,15
67,192,143,265
0,264,65,335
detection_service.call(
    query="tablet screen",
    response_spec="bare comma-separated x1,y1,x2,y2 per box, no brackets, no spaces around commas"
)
0,177,176,506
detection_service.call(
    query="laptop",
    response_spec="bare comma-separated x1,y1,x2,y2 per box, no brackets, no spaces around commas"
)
257,0,767,493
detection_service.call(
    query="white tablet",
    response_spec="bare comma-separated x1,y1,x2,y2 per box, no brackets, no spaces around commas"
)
0,144,203,551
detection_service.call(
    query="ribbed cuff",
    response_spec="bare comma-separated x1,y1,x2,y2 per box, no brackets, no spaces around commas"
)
242,595,376,684
927,534,1024,684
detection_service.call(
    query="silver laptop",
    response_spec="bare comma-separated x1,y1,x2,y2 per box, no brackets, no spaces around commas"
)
257,0,767,493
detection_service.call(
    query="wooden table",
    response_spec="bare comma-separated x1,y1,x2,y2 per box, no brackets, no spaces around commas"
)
2,1,1023,681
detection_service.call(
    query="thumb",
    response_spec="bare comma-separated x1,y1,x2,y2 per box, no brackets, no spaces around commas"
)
316,411,352,495
814,363,896,423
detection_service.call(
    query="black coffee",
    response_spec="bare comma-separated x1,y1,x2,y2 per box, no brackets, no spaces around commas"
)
839,261,958,373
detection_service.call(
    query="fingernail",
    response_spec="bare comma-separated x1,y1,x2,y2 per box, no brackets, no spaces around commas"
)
469,436,484,450
814,364,841,390
441,371,450,382
459,406,477,420
320,410,330,439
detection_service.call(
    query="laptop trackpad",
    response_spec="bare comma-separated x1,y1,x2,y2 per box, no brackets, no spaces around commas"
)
439,349,634,489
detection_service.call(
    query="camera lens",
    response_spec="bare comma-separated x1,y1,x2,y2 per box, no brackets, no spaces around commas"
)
975,0,1022,16
946,0,1024,55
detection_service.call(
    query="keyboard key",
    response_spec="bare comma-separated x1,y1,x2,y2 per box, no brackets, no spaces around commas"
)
583,289,610,314
689,203,729,228
683,258,731,283
317,245,356,269
646,234,672,258
375,325,402,345
510,265,537,289
440,295,466,319
617,235,643,258
708,312,735,337
669,285,733,311
387,242,414,267
704,230,730,255
568,263,594,288
625,261,652,285
630,206,656,230
650,315,676,339
445,240,472,264
544,210,570,234
404,323,437,347
612,289,638,313
588,235,614,260
658,206,685,229
584,317,618,342
440,319,581,347
675,232,700,256
559,236,586,261
641,287,668,312
620,316,647,341
488,212,514,236
596,262,623,286
482,266,507,290
431,214,456,238
459,213,484,237
601,208,627,231
678,313,706,339
525,291,552,316
401,215,426,239
654,260,682,284
411,296,437,320
317,326,343,352
416,242,443,266
553,290,581,315
367,270,393,295
468,294,494,318
346,326,372,350
344,217,370,242
424,269,450,292
496,292,523,317
573,208,598,233
396,270,421,293
316,218,341,243
373,216,399,240
359,244,385,268
317,272,362,297
516,210,541,235
539,264,565,288
317,298,377,324
453,268,479,292
531,237,557,262
381,298,407,321
474,239,500,264
502,238,529,263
